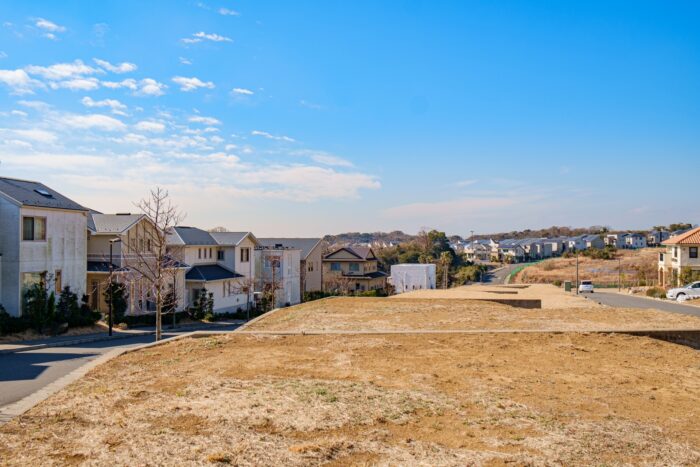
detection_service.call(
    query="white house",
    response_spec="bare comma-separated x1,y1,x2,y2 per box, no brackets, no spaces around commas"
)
624,233,647,249
604,233,628,248
0,177,88,317
254,245,301,308
167,227,258,314
390,264,436,293
257,238,324,296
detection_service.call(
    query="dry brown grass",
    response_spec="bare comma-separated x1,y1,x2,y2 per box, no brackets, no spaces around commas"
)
516,248,661,286
248,296,700,332
1,332,699,466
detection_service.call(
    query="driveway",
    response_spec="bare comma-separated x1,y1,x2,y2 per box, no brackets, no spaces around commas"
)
0,324,240,409
584,290,700,319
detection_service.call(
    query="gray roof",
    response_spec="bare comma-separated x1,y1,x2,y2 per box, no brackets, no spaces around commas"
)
170,226,218,246
0,177,87,212
210,231,252,246
89,213,145,234
186,264,242,282
257,238,322,259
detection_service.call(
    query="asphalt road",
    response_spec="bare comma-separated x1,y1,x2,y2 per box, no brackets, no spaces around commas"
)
0,324,240,409
483,264,521,284
582,290,700,318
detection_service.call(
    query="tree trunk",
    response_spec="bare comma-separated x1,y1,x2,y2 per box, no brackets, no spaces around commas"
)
155,287,162,341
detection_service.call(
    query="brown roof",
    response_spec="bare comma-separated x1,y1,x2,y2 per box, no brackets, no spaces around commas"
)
324,246,375,260
662,226,700,245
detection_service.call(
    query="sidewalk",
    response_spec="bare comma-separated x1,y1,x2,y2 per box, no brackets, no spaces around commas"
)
0,320,244,355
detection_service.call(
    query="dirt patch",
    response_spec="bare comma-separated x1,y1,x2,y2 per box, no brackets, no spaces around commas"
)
247,296,700,332
1,332,699,465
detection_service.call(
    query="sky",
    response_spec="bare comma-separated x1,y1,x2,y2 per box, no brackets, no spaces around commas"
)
0,1,698,237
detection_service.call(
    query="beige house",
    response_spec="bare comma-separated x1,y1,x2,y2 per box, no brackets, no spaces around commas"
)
322,246,387,293
257,238,324,296
658,226,700,287
87,213,188,315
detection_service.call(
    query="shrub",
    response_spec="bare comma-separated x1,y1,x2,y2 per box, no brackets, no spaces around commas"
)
59,286,100,327
646,287,666,299
23,283,55,332
553,280,562,287
189,288,214,320
0,306,33,335
102,282,129,324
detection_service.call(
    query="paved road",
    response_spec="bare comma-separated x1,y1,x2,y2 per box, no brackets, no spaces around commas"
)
483,264,521,284
583,290,700,318
0,324,240,408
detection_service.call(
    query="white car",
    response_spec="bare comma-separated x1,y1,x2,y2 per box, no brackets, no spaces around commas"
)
578,280,594,293
666,281,700,302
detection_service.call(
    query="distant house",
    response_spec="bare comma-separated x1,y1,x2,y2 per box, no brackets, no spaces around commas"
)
254,245,301,307
544,238,567,256
658,226,700,287
604,233,628,248
167,227,258,314
647,230,670,247
0,177,88,317
624,233,647,249
87,213,188,315
496,239,527,263
463,240,491,262
257,238,324,296
323,246,387,293
390,264,436,293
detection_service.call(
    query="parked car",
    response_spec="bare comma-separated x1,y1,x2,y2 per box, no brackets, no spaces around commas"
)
578,280,594,293
666,281,700,302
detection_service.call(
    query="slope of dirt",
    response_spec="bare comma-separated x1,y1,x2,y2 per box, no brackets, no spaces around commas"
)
248,297,700,332
1,333,698,466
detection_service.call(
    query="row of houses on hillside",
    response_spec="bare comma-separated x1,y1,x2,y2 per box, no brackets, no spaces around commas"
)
3,177,397,318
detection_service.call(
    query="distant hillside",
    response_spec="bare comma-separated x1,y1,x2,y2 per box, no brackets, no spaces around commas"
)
324,231,417,247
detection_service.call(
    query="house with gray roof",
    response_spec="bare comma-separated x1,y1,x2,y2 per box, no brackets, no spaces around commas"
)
257,238,324,295
0,177,88,316
167,226,258,314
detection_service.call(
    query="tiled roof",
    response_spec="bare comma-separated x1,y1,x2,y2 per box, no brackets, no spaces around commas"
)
662,226,700,245
185,264,243,282
0,177,87,211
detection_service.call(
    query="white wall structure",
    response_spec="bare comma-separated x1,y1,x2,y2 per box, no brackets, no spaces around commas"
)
390,264,436,294
255,246,301,308
0,178,88,317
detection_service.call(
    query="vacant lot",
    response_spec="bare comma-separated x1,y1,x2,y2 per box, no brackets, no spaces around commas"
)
1,332,698,466
249,296,700,332
515,248,661,286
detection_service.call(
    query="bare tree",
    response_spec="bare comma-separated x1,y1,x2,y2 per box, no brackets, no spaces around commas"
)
208,226,228,232
122,187,185,340
231,276,256,320
324,275,354,296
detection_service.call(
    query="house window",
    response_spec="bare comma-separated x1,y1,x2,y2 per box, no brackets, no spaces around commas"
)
349,263,360,272
198,248,202,259
674,247,679,258
307,261,314,272
22,217,46,241
331,262,341,271
217,250,224,261
240,248,250,263
690,247,698,259
54,270,62,292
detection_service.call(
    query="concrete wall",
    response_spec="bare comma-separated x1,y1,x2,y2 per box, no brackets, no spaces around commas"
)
0,197,19,315
391,264,436,293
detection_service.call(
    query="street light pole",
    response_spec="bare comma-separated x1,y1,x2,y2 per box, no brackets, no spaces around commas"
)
108,238,122,337
618,256,622,292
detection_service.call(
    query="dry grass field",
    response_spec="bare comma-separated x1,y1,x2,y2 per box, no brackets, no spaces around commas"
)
515,248,661,286
1,332,698,466
249,296,700,332
2,289,700,466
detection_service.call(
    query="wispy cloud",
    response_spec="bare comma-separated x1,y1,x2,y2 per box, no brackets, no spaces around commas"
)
93,58,137,73
219,8,240,16
134,120,166,133
300,99,323,110
135,78,166,96
81,96,127,115
251,130,295,143
231,87,254,96
189,115,221,125
172,76,214,92
292,149,353,167
0,69,43,94
24,60,100,80
33,18,66,40
179,57,192,65
181,31,232,44
63,114,127,132
455,179,478,187
0,51,7,59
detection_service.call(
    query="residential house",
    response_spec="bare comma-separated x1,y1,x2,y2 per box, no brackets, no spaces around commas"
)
0,177,88,317
544,238,567,256
647,230,670,247
323,246,387,293
496,239,526,263
658,227,700,287
254,245,301,308
167,227,258,314
390,263,436,293
583,234,605,249
257,238,324,296
463,239,492,262
604,233,629,248
86,213,188,315
624,233,647,249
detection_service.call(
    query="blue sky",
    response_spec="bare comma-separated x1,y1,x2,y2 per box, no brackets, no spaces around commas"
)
0,1,698,236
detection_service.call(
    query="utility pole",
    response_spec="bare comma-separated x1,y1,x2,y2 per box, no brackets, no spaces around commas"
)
618,256,622,292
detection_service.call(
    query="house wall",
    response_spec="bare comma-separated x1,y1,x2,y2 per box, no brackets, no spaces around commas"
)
0,197,20,315
234,236,256,281
391,264,436,293
188,279,249,314
255,249,301,307
303,243,323,293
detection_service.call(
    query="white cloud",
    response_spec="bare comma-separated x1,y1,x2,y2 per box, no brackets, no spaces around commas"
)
101,78,137,90
231,87,253,95
0,128,57,143
63,114,126,132
311,153,353,167
134,120,166,133
48,77,101,91
0,51,7,59
136,78,166,96
181,31,233,44
81,96,127,115
300,100,323,110
34,18,66,33
25,60,100,80
93,58,137,73
251,130,295,143
179,57,192,65
172,76,214,92
0,69,43,94
11,110,28,117
189,115,221,125
219,8,240,16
